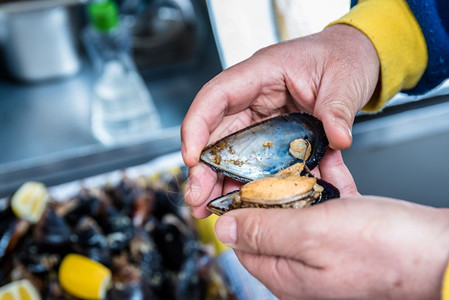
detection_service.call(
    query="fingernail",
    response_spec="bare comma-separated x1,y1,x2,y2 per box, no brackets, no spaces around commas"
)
181,143,187,158
181,144,199,167
335,118,352,141
215,215,237,246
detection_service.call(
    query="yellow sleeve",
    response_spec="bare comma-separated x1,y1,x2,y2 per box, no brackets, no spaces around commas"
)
329,0,428,112
442,263,449,300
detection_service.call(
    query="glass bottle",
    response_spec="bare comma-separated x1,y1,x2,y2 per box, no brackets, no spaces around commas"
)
83,0,160,145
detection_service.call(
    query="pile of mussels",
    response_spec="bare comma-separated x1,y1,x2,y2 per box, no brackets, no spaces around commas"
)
0,168,234,299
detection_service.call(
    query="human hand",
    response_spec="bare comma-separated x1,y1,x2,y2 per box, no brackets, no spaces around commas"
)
214,196,449,299
182,24,379,218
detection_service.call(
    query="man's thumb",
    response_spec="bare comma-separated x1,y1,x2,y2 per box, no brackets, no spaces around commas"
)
314,85,359,150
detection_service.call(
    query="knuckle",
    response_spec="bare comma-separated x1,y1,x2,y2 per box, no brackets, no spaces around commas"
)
253,44,274,57
201,78,228,101
329,99,355,122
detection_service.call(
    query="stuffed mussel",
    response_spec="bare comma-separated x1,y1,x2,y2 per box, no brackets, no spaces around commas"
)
201,113,340,216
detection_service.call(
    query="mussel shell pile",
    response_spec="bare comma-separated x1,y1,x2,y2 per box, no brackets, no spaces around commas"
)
0,169,234,300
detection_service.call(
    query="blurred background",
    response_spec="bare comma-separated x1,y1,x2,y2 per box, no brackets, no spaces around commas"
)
1,0,449,207
0,0,222,196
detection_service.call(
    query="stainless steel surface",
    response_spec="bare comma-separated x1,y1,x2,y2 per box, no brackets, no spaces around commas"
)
0,0,89,13
343,94,449,207
0,27,222,197
0,6,80,81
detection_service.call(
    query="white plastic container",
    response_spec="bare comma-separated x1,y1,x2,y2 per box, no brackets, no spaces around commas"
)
0,1,83,81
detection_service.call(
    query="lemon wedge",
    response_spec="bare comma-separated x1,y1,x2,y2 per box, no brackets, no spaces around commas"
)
11,182,49,223
59,254,111,299
0,279,41,300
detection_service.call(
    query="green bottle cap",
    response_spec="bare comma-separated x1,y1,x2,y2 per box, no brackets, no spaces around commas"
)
88,0,119,32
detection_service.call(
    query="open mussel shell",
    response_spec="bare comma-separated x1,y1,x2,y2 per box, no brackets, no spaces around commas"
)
200,113,328,182
206,191,238,216
207,179,340,216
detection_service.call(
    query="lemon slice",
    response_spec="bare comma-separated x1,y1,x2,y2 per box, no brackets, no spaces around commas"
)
168,167,181,176
59,254,111,300
0,279,41,300
11,182,49,223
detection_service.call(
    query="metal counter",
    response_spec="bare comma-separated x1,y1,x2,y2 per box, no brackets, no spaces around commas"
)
343,94,449,207
0,34,223,197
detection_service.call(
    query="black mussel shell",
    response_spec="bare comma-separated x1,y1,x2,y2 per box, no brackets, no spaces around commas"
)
99,206,134,253
315,179,340,203
62,193,101,226
33,208,71,246
206,191,238,216
107,281,156,300
17,239,66,274
71,217,112,266
200,113,328,182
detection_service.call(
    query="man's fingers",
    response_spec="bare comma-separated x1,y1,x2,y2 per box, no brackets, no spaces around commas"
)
313,72,360,150
181,115,213,167
206,111,254,147
319,149,359,197
313,25,379,151
185,163,218,207
190,171,226,218
222,177,243,195
181,61,269,167
234,250,310,298
190,176,242,219
314,98,355,150
215,208,330,261
191,205,212,219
